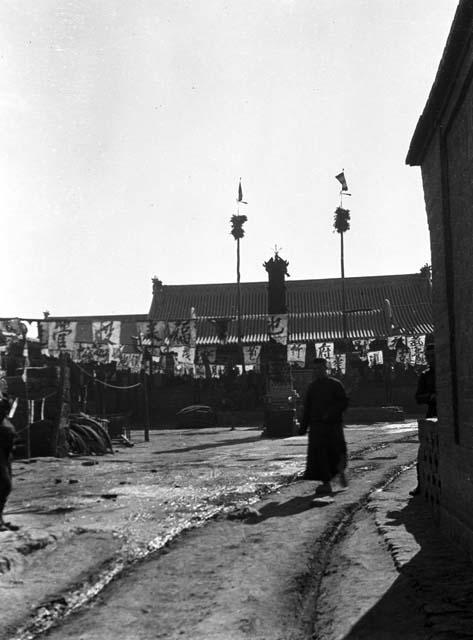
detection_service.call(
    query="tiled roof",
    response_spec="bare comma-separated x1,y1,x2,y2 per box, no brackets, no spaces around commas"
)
150,273,433,343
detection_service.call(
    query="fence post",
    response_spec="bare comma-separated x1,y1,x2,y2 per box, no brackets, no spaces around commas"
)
54,353,71,456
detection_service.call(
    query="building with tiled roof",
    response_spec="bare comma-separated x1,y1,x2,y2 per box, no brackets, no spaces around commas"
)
149,272,433,345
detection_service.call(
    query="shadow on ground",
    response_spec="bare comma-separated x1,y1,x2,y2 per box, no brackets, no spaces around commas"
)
242,492,348,524
152,435,263,455
342,496,473,639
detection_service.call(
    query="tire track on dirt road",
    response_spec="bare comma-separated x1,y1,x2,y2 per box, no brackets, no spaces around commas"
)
12,438,418,640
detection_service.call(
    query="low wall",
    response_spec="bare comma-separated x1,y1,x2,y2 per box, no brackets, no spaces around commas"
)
418,418,441,521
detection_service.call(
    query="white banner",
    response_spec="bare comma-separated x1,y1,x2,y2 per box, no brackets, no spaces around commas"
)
407,335,426,366
367,350,384,367
173,345,196,365
287,342,306,366
267,314,288,345
328,353,346,375
315,341,334,359
387,335,402,350
92,320,121,346
73,342,110,364
243,345,261,366
48,321,77,354
168,319,196,347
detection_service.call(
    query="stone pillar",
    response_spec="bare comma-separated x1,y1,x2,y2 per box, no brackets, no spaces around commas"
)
262,253,297,437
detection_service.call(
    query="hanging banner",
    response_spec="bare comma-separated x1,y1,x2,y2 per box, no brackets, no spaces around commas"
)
48,321,77,354
0,319,22,335
267,314,288,345
73,342,110,364
407,335,426,366
194,364,207,378
314,341,334,359
367,350,384,367
210,364,226,378
395,338,410,368
110,345,128,368
328,353,346,375
173,345,196,366
287,342,306,367
243,345,261,366
387,335,402,351
92,321,121,346
196,346,217,365
167,319,196,347
116,353,143,372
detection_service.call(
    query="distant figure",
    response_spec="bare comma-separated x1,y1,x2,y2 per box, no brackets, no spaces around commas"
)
300,358,349,495
415,343,437,418
411,343,437,497
0,399,18,531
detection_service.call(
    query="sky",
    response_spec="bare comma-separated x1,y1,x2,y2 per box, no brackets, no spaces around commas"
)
0,0,460,318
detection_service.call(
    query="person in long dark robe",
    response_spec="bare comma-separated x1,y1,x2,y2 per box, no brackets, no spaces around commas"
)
410,343,437,496
300,358,349,495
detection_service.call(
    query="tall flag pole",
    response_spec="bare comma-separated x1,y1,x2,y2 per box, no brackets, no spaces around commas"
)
231,179,248,373
333,171,351,343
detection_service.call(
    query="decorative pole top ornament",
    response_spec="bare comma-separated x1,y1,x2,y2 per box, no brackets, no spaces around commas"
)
231,178,248,239
334,170,351,233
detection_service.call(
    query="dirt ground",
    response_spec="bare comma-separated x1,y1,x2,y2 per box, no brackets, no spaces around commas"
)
3,424,422,640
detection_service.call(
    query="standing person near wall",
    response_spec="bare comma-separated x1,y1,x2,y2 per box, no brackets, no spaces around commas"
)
411,342,437,496
0,398,19,531
415,343,437,418
300,358,349,496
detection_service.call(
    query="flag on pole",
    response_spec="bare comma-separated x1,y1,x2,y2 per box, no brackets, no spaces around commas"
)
237,179,248,204
335,172,349,191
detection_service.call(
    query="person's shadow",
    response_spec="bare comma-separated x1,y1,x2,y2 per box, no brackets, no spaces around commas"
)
241,491,346,524
338,496,473,639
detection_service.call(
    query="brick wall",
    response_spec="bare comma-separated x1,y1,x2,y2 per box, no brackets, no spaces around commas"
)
419,33,473,557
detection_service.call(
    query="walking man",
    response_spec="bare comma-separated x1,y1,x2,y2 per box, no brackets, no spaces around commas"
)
300,358,349,495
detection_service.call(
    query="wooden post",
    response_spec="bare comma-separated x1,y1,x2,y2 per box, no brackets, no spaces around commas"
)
341,231,347,342
142,357,151,442
237,237,246,374
54,353,71,457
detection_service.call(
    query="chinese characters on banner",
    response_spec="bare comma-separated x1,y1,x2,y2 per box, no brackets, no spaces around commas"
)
92,321,121,347
123,353,142,374
74,343,109,364
328,353,346,374
287,342,306,367
407,335,426,366
368,350,384,367
267,314,288,345
173,346,196,367
48,321,77,355
387,336,402,350
243,345,261,366
167,319,197,347
394,335,426,367
314,342,334,359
